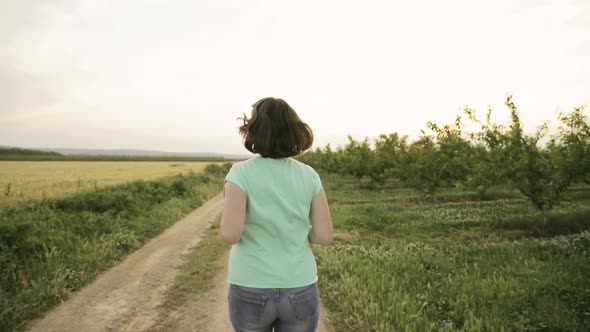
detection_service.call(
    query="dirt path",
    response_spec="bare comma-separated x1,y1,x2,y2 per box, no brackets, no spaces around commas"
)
26,194,334,332
26,194,224,332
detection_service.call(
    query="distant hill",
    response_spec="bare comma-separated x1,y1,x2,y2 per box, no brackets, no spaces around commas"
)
0,147,62,156
0,146,249,161
35,147,248,159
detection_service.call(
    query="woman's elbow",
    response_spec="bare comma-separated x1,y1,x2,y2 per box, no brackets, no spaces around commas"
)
220,231,240,244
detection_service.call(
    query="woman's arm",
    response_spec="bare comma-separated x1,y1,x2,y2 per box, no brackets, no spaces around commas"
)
309,188,333,246
220,181,246,244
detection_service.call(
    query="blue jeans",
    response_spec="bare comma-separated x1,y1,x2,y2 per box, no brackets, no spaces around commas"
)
228,282,320,332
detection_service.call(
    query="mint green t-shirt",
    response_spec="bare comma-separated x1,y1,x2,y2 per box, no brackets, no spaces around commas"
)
224,156,322,288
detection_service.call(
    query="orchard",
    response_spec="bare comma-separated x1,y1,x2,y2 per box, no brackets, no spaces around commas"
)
299,95,589,223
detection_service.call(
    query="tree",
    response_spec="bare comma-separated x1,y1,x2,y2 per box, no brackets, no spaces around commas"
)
554,106,590,184
463,106,511,196
340,136,373,182
370,133,409,185
398,117,471,196
501,95,580,224
426,116,473,187
398,135,445,196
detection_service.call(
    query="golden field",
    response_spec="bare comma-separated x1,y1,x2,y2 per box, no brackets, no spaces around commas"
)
0,161,218,205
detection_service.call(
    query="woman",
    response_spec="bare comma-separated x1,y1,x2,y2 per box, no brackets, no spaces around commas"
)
220,97,333,332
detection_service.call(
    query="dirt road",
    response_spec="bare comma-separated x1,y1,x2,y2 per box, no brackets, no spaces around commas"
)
26,194,333,332
27,194,224,332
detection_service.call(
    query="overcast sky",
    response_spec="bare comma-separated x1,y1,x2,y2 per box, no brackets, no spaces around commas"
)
1,0,588,154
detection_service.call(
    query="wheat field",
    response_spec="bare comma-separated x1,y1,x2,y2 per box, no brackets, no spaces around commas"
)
0,161,217,205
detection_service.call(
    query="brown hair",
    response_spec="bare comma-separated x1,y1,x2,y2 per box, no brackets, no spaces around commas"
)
239,97,314,158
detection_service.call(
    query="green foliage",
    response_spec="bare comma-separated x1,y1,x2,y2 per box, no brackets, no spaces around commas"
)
204,162,233,176
0,171,225,331
340,136,373,181
298,144,344,175
371,133,409,185
314,174,590,332
555,106,590,184
302,95,589,220
399,136,454,196
499,96,586,222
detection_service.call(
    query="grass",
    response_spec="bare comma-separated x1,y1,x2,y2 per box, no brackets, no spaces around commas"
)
150,218,230,331
316,234,590,331
314,174,590,332
0,163,230,331
4,163,588,331
0,161,219,206
161,219,228,309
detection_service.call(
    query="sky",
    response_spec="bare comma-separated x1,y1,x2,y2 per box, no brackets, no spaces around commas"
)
1,0,589,155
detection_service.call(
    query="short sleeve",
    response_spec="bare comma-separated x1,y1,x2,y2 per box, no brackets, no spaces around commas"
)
225,163,247,194
311,168,322,197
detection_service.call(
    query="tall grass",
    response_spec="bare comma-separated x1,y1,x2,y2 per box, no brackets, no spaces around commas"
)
0,163,231,331
315,175,590,331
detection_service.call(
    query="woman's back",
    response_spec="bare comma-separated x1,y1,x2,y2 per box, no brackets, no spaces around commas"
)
225,156,322,288
221,96,332,331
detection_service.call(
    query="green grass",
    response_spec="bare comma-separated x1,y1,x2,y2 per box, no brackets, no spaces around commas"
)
0,164,230,331
150,219,230,331
314,175,590,331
